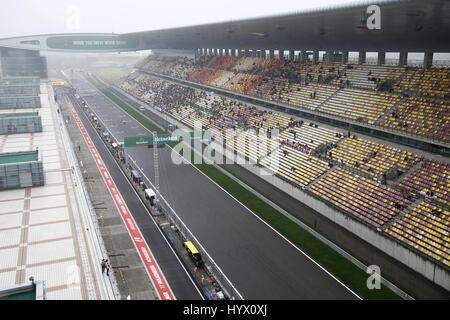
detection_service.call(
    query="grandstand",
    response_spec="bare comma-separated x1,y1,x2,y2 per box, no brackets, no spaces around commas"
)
277,122,344,151
399,159,450,205
317,89,402,124
330,137,423,177
260,145,329,188
394,67,450,99
380,98,450,142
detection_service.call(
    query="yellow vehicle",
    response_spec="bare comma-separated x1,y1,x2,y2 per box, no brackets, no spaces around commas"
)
184,241,203,267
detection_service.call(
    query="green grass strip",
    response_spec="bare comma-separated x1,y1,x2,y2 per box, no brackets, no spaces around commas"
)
85,73,402,300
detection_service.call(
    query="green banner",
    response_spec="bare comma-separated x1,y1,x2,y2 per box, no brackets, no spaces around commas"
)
124,131,210,147
46,35,139,51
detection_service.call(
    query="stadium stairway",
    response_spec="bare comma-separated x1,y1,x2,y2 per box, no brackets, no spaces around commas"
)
394,68,412,90
390,158,425,188
256,141,283,165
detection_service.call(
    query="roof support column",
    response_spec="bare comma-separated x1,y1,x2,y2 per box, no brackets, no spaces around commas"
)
262,50,267,59
269,49,274,59
424,52,433,69
377,51,386,66
358,51,366,64
299,50,307,62
231,49,236,57
279,49,285,60
398,51,408,67
313,51,319,63
325,51,332,64
289,50,295,61
252,49,257,58
341,51,348,64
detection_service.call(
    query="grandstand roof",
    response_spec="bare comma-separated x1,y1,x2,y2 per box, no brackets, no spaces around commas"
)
125,0,450,52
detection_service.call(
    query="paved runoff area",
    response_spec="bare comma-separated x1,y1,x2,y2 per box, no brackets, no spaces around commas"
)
0,82,117,300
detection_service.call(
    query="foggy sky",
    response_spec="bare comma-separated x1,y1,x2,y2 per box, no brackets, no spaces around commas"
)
0,0,351,38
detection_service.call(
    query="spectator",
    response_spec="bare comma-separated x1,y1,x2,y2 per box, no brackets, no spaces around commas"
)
101,259,106,274
105,259,111,276
431,208,440,217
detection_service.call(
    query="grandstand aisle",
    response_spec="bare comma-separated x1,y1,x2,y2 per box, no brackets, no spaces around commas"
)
70,71,360,299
